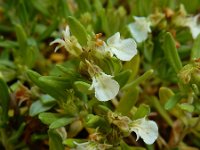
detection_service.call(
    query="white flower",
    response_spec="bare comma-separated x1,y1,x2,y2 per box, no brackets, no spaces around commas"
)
128,16,151,43
90,72,119,101
103,32,137,61
185,14,200,39
129,117,158,145
50,26,82,56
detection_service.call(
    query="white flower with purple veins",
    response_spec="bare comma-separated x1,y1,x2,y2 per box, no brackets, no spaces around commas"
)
104,32,137,61
128,16,151,43
129,117,158,145
185,14,200,39
90,72,119,101
50,26,82,56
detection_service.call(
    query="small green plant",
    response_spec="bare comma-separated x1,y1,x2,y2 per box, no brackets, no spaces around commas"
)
0,0,200,150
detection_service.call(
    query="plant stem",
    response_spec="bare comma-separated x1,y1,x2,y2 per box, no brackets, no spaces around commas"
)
0,128,14,150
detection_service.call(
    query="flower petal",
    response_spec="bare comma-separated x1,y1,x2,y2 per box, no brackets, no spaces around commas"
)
185,14,200,39
110,38,137,61
128,23,148,43
107,32,120,45
107,32,137,61
50,39,66,52
128,17,151,43
50,39,65,46
130,117,158,144
91,73,119,101
62,25,70,41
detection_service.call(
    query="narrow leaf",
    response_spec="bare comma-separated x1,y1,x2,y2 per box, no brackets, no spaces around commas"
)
151,96,173,127
117,87,139,115
27,70,68,101
50,118,75,129
163,32,182,73
74,81,92,94
191,34,200,60
164,93,183,110
67,16,88,46
122,69,154,90
132,104,150,120
29,100,55,116
114,70,131,87
48,129,65,150
15,23,27,55
0,74,10,123
39,112,63,125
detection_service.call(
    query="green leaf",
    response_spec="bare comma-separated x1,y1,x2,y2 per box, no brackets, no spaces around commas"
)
0,62,16,82
63,138,86,148
181,0,200,13
40,95,56,105
39,112,63,125
122,69,154,90
93,105,111,116
58,0,71,18
132,104,150,120
50,117,75,129
25,40,39,67
0,40,18,48
159,87,175,105
191,34,200,60
164,93,184,110
39,76,72,90
74,81,92,94
48,129,65,150
0,74,10,123
29,100,55,116
130,0,153,16
98,8,110,36
151,96,173,126
92,55,122,75
15,23,27,56
38,19,59,41
85,114,109,131
114,70,131,88
75,0,91,13
18,0,29,25
109,57,122,75
15,25,38,67
94,0,110,35
178,103,194,112
30,0,51,16
163,32,182,73
67,16,88,46
123,54,140,82
27,70,69,101
117,87,139,115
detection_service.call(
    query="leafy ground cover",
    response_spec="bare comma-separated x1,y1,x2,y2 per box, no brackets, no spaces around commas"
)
0,0,200,149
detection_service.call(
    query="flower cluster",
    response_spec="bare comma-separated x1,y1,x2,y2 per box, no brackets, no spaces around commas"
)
51,27,137,101
72,115,158,149
50,23,159,148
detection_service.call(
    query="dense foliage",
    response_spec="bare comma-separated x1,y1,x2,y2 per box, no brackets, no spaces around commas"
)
0,0,200,149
